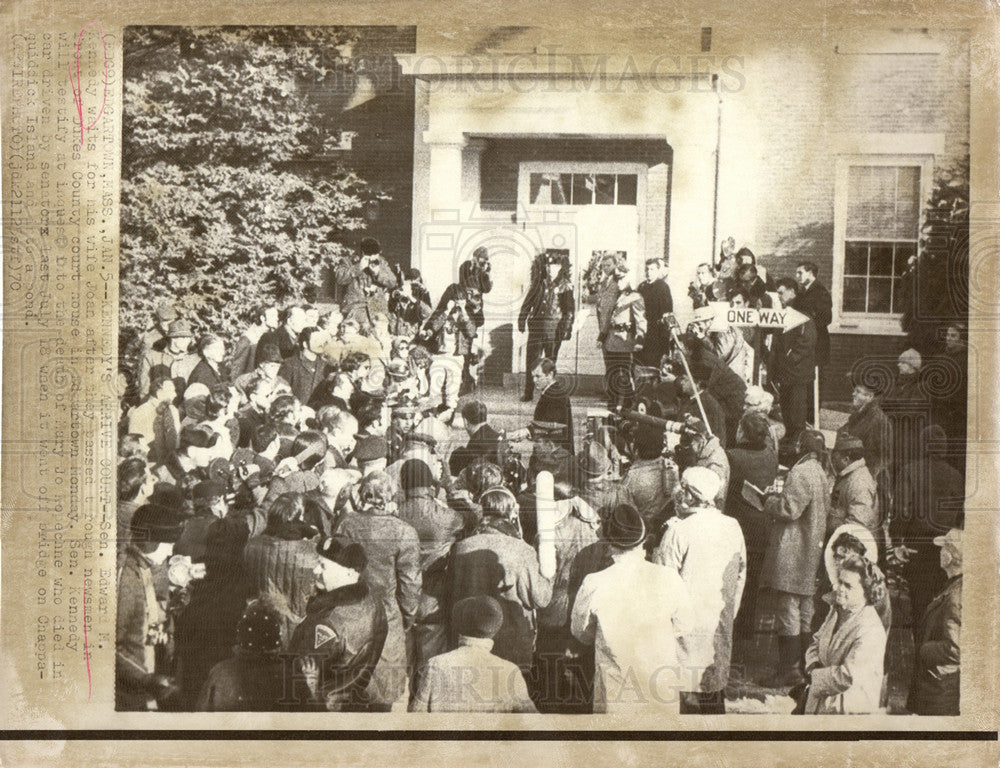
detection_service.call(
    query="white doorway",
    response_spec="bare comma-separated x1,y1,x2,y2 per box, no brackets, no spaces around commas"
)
516,161,646,377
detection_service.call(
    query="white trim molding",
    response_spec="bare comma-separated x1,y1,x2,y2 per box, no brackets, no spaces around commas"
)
831,152,934,337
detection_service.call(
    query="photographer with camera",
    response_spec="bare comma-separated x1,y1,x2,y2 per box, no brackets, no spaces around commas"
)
334,237,398,329
388,267,433,338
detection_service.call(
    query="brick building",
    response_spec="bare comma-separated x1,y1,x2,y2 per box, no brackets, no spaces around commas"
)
331,26,970,398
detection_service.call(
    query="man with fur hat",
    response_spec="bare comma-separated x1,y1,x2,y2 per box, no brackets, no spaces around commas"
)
290,535,389,711
653,467,746,713
409,596,537,713
116,503,186,711
571,503,694,714
334,237,398,327
518,249,575,401
761,428,831,687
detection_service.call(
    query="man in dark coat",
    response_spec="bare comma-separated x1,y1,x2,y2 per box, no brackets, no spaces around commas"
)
518,250,575,400
187,335,228,392
333,472,422,709
531,357,574,455
449,400,507,477
116,504,186,711
844,376,890,483
334,237,398,328
288,536,389,711
771,278,817,448
793,261,832,368
636,256,673,367
907,526,962,716
889,425,965,622
278,327,330,407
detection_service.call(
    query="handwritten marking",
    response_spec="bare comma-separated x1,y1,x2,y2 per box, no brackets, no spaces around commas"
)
82,581,92,700
69,20,110,146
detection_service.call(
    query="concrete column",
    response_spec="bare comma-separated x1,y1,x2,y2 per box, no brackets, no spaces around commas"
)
423,130,467,221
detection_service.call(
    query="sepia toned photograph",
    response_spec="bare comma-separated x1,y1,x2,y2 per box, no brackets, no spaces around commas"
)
112,22,972,718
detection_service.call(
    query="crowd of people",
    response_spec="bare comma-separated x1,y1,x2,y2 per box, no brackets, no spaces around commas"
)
116,235,966,715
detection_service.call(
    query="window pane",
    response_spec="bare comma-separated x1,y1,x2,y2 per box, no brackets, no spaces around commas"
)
845,242,868,275
843,277,867,312
894,243,915,275
867,277,892,312
572,174,594,205
895,166,921,237
890,277,902,313
617,174,638,205
869,244,894,276
594,174,615,204
530,173,571,205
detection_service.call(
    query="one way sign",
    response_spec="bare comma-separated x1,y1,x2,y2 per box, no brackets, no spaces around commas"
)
702,301,810,332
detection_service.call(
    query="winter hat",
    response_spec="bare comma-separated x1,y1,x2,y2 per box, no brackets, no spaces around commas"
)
452,596,504,640
898,348,923,370
180,424,219,450
602,503,646,549
360,237,381,256
400,459,435,492
147,482,187,513
680,466,722,504
192,480,226,503
798,428,827,455
832,432,864,453
167,319,194,338
316,536,368,573
235,598,284,656
353,436,388,464
129,503,185,544
257,343,283,365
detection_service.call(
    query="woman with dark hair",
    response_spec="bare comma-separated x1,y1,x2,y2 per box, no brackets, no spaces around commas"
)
242,491,322,641
802,553,888,714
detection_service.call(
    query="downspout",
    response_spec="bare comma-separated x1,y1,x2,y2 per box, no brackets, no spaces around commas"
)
711,72,722,262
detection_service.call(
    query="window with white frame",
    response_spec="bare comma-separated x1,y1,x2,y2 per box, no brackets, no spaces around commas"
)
833,156,931,333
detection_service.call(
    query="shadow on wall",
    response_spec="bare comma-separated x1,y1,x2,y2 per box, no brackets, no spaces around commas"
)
485,323,514,387
763,221,834,283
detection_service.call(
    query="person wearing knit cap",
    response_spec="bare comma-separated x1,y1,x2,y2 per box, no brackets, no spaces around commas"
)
409,596,536,713
571,503,694,714
761,428,832,687
397,457,469,670
653,467,746,713
195,595,289,711
116,503,186,711
288,536,389,711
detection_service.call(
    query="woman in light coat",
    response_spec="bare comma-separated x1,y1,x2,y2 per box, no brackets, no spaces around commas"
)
804,553,888,714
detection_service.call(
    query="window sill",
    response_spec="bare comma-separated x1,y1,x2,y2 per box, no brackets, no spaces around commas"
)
831,319,907,337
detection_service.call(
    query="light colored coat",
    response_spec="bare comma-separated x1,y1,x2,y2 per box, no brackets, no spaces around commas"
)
408,636,537,713
828,459,879,536
761,455,831,595
804,603,887,714
652,506,747,692
571,551,693,713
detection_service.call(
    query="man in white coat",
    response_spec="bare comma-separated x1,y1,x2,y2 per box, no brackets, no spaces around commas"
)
653,466,747,714
571,504,694,714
